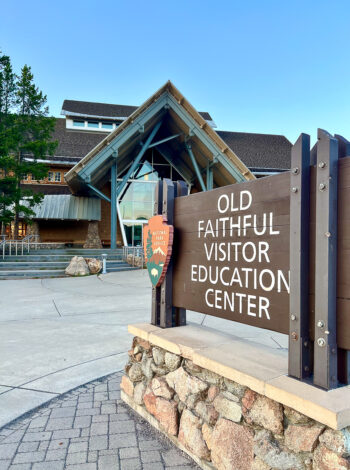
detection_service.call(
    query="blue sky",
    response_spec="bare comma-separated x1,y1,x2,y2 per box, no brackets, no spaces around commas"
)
1,0,349,143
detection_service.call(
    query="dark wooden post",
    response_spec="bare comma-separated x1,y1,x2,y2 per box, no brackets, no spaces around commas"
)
313,129,339,390
174,181,187,326
288,133,312,379
151,181,163,326
160,179,175,328
334,134,350,385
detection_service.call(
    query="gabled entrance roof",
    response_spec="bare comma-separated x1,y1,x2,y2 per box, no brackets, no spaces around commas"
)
65,81,254,195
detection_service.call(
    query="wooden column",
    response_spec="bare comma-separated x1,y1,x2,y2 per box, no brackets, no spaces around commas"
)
288,133,312,379
313,129,339,390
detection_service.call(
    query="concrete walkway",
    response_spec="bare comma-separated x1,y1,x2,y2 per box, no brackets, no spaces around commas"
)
0,270,288,430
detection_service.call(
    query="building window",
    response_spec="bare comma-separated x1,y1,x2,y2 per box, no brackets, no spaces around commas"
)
48,171,54,182
55,172,61,182
102,122,113,130
87,121,99,128
18,222,27,238
73,120,85,127
23,174,28,181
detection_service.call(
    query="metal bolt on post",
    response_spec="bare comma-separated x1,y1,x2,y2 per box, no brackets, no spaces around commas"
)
101,253,107,274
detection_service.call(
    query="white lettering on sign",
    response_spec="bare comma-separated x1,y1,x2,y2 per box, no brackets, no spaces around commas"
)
192,188,289,322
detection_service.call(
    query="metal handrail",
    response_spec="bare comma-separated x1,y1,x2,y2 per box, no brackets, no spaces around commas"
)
0,240,5,260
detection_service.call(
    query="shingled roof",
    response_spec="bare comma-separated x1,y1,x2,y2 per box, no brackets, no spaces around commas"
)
217,131,292,170
62,99,213,122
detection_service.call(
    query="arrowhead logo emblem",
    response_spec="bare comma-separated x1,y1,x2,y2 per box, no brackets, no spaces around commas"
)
143,215,173,287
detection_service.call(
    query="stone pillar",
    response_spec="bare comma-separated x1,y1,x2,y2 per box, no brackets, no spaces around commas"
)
27,221,41,242
84,221,102,249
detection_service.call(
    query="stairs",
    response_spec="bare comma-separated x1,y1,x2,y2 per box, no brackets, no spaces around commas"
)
0,248,138,280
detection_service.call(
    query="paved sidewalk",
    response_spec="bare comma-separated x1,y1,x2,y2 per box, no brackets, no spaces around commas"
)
0,372,199,470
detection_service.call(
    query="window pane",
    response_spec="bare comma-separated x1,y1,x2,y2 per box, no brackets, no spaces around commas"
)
55,172,61,182
133,202,153,220
73,120,85,127
48,172,54,182
120,201,133,220
87,121,99,128
102,122,113,129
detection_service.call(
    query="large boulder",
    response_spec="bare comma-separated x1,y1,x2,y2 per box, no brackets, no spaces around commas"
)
85,258,102,274
65,256,89,276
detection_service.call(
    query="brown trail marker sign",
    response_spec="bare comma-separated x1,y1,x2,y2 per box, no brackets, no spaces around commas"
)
149,130,350,390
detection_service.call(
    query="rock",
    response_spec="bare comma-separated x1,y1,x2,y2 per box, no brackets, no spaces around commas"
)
134,353,142,362
244,395,283,435
284,423,325,452
207,385,220,402
143,387,157,415
135,338,151,351
152,347,165,366
251,457,271,470
224,378,246,399
165,367,208,403
120,375,134,397
184,359,203,374
211,418,254,470
313,444,350,470
186,393,200,409
195,401,219,425
242,389,257,414
151,363,168,375
202,423,213,450
284,405,311,425
85,257,102,274
128,363,143,382
151,377,174,400
164,352,181,371
141,355,154,380
133,382,146,405
65,256,89,276
143,387,178,435
178,409,210,460
254,429,304,470
319,428,350,456
213,394,242,422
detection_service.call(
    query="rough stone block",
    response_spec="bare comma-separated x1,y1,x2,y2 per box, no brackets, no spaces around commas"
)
284,423,325,453
319,428,350,456
164,352,181,371
128,364,143,382
165,367,208,403
211,418,254,470
151,377,174,400
133,382,146,405
244,394,283,435
178,408,210,460
313,444,350,470
213,394,242,423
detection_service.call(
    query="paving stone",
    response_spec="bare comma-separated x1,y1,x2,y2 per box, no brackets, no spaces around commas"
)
52,429,80,439
33,462,64,470
98,454,120,470
109,420,135,434
119,447,140,459
76,408,100,416
74,415,91,428
9,464,32,470
66,451,87,465
68,441,88,453
28,417,48,429
89,435,107,451
0,443,19,460
17,442,39,453
1,430,26,444
46,417,74,430
141,450,162,462
88,451,97,462
92,415,108,423
38,441,49,452
90,422,108,436
101,404,116,414
22,431,52,442
48,439,69,450
110,413,131,422
162,449,192,466
139,439,164,451
109,432,137,449
12,451,45,464
143,463,164,470
65,464,96,470
45,449,67,461
120,458,142,470
50,407,76,418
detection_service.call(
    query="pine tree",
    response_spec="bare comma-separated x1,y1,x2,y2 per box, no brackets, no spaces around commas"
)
146,229,153,260
0,53,57,238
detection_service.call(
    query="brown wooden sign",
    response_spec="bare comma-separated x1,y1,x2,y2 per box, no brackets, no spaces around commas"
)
172,173,290,334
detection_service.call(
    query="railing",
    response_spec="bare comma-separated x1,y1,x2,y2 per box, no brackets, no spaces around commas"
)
122,246,145,268
1,234,40,259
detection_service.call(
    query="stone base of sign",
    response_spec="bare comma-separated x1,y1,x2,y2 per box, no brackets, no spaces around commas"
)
121,323,350,470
